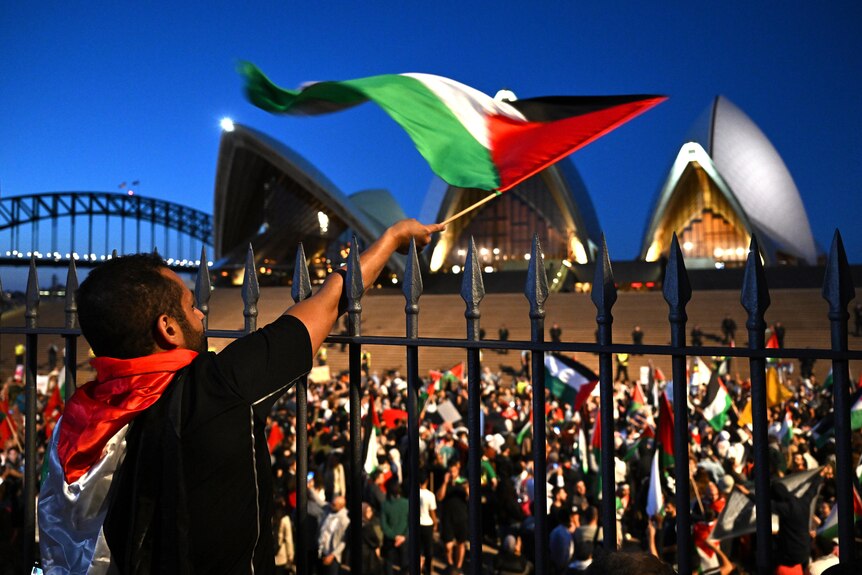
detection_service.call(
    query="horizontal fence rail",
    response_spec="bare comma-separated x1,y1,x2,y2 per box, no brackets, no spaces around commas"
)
2,230,861,573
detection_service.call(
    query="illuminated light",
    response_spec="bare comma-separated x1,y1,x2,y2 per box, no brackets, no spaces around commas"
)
90,253,96,260
524,253,531,260
167,258,174,265
715,261,725,269
220,271,229,277
220,117,235,132
100,255,106,261
208,261,213,267
735,247,745,257
561,259,572,268
645,241,661,262
26,251,32,257
128,190,135,196
645,282,655,288
195,260,201,266
11,250,17,255
317,211,330,234
65,253,70,258
683,241,694,251
631,282,643,289
259,266,267,274
570,237,588,264
492,248,500,255
391,277,398,284
451,265,461,274
457,249,467,257
713,247,724,258
429,238,449,272
484,266,494,273
552,278,559,284
479,247,489,256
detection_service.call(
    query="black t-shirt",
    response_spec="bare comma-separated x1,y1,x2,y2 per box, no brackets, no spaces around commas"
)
181,314,312,574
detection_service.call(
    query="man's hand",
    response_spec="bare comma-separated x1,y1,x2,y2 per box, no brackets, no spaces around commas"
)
385,219,445,255
394,535,406,547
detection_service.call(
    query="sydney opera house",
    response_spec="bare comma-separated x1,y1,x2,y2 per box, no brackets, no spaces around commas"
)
212,95,820,289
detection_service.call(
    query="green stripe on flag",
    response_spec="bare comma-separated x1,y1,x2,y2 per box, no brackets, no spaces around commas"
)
241,63,500,190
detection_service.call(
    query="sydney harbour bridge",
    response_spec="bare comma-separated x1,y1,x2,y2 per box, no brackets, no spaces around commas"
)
0,191,213,270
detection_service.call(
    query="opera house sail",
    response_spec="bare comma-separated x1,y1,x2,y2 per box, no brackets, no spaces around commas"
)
641,96,818,268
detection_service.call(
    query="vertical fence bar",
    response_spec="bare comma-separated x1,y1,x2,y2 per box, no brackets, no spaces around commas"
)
525,235,549,575
23,258,39,566
346,236,365,575
64,259,79,402
590,236,618,550
402,239,422,575
662,234,692,574
242,245,259,334
460,237,485,575
740,235,771,574
821,230,856,561
291,244,312,575
194,247,211,333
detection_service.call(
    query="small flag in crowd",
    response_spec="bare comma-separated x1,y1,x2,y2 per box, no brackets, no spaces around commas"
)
779,408,794,447
766,366,793,407
267,421,284,454
702,372,733,432
646,450,664,518
657,392,675,469
241,62,665,194
689,357,712,388
816,484,862,540
544,353,599,411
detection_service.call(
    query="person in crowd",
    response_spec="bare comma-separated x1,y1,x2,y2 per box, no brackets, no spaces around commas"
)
499,324,510,354
381,476,409,575
691,325,704,346
318,495,350,575
615,353,629,383
274,501,295,575
721,315,737,344
494,534,534,575
549,506,579,575
438,459,469,574
418,470,438,575
550,323,563,344
361,502,385,575
631,326,644,347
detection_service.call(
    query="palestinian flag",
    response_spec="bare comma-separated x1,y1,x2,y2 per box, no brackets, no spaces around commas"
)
241,63,666,193
545,353,599,411
646,450,664,519
576,425,589,474
516,417,532,446
364,425,380,474
657,392,675,469
810,412,835,449
817,485,862,540
590,410,602,496
702,372,733,432
852,392,862,430
766,331,779,363
0,398,16,447
822,368,833,390
628,381,646,415
689,357,712,388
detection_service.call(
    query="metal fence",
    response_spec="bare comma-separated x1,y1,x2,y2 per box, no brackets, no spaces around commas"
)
6,230,862,574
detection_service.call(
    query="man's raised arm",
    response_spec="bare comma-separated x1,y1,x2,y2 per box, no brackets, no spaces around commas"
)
287,219,443,353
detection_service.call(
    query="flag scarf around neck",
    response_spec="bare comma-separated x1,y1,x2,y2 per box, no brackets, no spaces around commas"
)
57,349,198,483
241,63,666,193
544,353,599,411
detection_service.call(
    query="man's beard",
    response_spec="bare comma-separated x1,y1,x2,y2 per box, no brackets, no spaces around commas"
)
178,317,208,354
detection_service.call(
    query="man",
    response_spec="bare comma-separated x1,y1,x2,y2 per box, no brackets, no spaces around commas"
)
318,495,350,575
38,219,440,574
548,506,578,575
721,315,736,344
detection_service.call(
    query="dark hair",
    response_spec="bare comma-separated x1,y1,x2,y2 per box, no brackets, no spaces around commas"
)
78,253,187,359
585,551,675,575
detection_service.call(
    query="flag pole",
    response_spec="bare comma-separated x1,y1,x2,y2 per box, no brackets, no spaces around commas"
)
438,192,500,226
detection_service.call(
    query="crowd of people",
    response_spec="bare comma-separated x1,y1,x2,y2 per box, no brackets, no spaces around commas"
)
2,317,861,574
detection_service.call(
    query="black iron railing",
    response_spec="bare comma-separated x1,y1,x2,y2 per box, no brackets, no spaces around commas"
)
5,230,861,573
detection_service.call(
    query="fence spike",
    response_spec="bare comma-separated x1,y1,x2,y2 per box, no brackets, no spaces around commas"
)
403,239,423,338
345,235,364,320
590,235,617,318
822,230,855,315
152,246,159,257
291,243,312,303
65,258,79,330
195,246,212,331
663,233,692,314
242,243,259,333
25,256,39,329
460,237,485,340
111,249,118,259
741,234,770,330
525,234,549,320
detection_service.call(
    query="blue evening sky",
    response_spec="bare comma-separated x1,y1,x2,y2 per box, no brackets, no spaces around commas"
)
2,2,860,264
